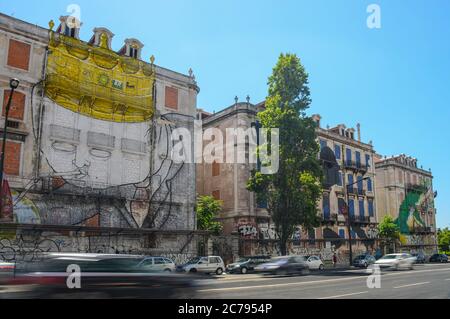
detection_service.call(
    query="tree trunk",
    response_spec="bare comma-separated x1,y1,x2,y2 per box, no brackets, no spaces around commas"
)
279,239,287,256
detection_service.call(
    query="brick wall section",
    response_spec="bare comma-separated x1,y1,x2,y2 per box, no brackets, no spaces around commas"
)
7,39,31,71
165,86,179,110
212,161,220,177
2,90,25,120
0,141,21,176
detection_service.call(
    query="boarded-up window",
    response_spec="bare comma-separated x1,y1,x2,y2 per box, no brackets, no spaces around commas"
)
212,161,220,177
0,141,21,176
3,90,25,120
165,86,178,110
7,39,31,71
212,190,221,200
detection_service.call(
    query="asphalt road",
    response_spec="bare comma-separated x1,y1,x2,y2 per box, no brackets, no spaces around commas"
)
195,263,450,299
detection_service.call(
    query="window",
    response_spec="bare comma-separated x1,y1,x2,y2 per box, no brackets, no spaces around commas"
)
212,161,220,177
320,139,327,150
164,258,173,264
257,198,268,209
346,148,352,166
212,190,220,200
3,90,25,120
308,229,316,244
141,259,153,266
339,229,346,239
322,194,330,218
7,39,31,71
154,258,165,265
65,27,76,38
129,47,138,58
0,141,21,176
359,199,365,217
348,199,355,217
356,152,361,168
368,200,374,217
366,154,371,168
165,86,179,110
337,172,343,186
348,174,354,186
398,171,403,184
350,229,357,239
367,178,373,192
338,198,346,215
357,176,363,194
334,145,341,160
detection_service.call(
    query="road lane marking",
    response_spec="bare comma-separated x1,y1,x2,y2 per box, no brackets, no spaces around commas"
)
198,267,450,293
318,291,369,299
393,282,430,289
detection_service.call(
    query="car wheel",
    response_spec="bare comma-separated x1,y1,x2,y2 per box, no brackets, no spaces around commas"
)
216,268,224,275
363,262,368,268
189,268,197,273
164,269,172,273
241,267,248,275
319,264,324,271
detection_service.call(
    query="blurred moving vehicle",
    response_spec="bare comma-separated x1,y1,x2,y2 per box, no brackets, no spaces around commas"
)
177,256,225,275
353,255,376,268
226,256,271,274
429,254,448,263
137,257,176,272
0,261,15,284
304,256,324,270
2,253,199,299
411,252,426,264
374,253,415,270
254,256,309,276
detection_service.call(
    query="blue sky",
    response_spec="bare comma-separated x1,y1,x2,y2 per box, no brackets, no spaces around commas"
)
1,0,449,228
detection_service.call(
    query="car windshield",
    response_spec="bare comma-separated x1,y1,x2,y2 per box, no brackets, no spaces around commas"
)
355,256,366,260
237,258,250,263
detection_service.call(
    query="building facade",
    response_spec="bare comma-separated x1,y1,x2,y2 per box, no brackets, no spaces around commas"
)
375,154,437,254
0,13,201,263
196,102,380,260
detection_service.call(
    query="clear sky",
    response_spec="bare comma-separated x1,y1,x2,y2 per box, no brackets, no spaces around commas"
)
1,0,449,228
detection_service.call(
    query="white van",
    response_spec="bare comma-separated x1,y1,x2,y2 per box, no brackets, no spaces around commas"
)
178,256,225,275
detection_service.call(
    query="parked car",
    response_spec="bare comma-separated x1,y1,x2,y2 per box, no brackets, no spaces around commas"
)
177,256,225,275
374,253,415,270
304,255,325,270
411,253,426,264
353,255,376,268
226,256,271,274
254,256,309,276
137,257,176,272
5,253,199,299
429,254,448,263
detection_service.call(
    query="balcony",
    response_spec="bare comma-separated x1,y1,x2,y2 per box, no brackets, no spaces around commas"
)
347,187,366,196
344,161,368,173
406,183,428,193
349,215,371,224
320,213,338,225
410,226,433,234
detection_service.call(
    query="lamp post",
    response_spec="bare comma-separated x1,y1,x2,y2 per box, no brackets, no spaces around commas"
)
0,78,20,216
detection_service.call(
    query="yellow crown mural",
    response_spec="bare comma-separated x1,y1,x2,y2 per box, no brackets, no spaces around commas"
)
45,21,155,123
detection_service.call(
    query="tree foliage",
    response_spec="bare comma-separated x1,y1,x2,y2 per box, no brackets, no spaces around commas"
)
437,228,450,254
377,216,401,243
196,196,223,235
247,53,323,255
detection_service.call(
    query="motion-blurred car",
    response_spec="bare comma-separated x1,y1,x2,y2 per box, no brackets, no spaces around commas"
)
137,257,176,272
304,256,325,270
411,253,426,264
254,256,309,276
3,253,199,299
429,254,448,263
177,256,225,275
0,261,15,284
226,256,271,274
353,255,376,268
374,253,415,270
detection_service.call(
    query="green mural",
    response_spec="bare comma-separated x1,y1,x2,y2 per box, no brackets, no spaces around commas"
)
395,181,434,236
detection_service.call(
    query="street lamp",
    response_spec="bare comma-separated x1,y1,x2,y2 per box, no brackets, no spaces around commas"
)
345,176,370,266
0,78,20,216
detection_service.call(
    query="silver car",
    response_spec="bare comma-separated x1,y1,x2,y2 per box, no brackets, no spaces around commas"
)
374,253,415,270
138,257,176,272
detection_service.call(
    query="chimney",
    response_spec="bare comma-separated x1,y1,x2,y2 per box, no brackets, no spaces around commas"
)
312,114,322,128
357,123,361,142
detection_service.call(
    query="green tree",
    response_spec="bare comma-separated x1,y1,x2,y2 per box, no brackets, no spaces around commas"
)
377,216,401,253
437,228,450,254
196,196,223,235
247,53,323,256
